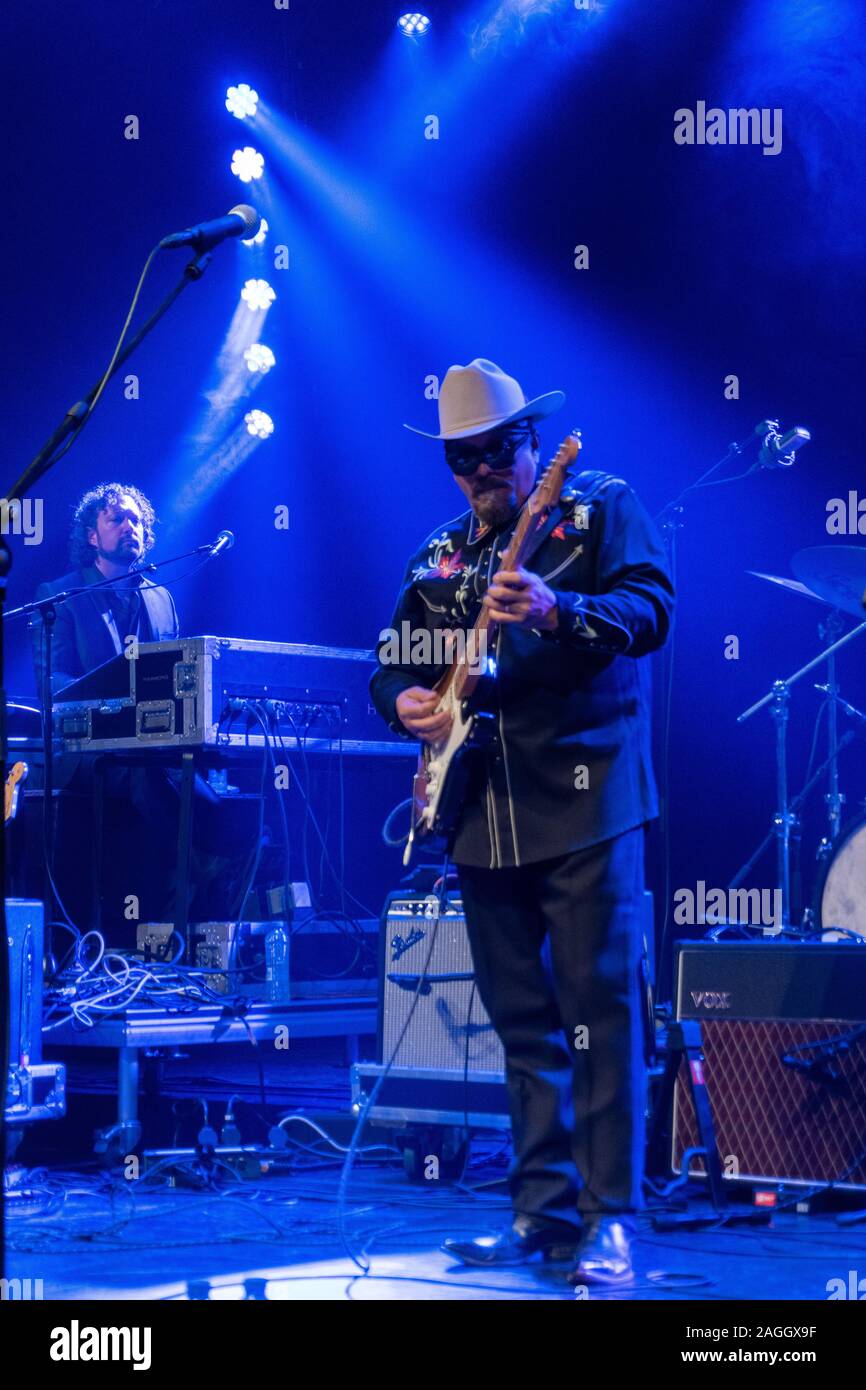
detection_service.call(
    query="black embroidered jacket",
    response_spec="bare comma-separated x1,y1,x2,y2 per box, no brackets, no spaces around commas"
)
369,469,675,868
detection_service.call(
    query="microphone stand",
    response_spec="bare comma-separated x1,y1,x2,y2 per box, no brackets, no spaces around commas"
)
3,541,220,627
654,423,783,990
3,543,227,920
6,251,212,505
0,248,214,1215
656,420,788,536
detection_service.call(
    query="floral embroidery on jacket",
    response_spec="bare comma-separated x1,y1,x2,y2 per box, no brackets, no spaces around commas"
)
551,501,591,541
412,533,469,583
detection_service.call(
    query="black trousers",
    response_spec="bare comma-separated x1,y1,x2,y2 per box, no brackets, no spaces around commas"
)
457,826,647,1227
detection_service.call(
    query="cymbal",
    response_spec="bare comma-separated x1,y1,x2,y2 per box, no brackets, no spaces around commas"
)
748,570,826,605
791,546,866,622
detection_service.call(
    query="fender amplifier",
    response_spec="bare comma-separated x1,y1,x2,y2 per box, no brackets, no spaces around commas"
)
672,942,866,1192
379,891,505,1073
350,892,508,1134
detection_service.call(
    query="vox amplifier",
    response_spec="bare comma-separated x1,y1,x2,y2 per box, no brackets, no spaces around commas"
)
672,942,866,1192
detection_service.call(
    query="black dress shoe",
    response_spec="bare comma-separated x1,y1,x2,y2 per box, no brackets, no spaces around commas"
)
568,1216,634,1286
443,1215,581,1267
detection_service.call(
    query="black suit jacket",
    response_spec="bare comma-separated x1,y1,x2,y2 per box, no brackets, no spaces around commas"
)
31,565,179,696
369,469,675,868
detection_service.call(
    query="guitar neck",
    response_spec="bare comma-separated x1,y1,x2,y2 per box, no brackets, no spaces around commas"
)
441,493,555,703
432,431,579,708
499,497,549,573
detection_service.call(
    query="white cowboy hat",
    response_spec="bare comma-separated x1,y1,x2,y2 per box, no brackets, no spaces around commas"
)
404,358,565,441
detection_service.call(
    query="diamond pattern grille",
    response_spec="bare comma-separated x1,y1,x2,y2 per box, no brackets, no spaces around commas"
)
673,1019,866,1188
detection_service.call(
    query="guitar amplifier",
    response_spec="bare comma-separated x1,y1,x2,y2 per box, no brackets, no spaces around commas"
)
378,891,505,1073
352,892,509,1132
355,888,656,1132
671,942,866,1192
52,636,417,755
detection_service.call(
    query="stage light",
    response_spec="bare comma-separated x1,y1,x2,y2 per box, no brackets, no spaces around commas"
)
245,409,274,439
242,216,269,247
244,343,276,374
226,84,259,120
231,146,265,183
397,13,431,37
241,279,276,312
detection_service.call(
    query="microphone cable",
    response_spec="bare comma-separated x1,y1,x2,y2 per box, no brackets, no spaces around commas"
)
42,243,162,472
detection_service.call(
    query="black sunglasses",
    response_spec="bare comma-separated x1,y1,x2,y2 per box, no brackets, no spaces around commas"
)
444,422,535,477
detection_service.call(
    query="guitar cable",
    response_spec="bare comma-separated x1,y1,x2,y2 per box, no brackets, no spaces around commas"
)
336,853,452,1275
381,797,413,848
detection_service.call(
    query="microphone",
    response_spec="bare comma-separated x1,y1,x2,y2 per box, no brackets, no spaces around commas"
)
814,685,866,725
160,206,260,253
756,420,811,469
209,530,235,559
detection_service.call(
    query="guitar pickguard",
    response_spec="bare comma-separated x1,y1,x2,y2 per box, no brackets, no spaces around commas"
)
403,679,498,863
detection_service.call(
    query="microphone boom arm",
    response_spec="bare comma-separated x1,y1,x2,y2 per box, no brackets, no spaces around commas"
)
7,248,213,504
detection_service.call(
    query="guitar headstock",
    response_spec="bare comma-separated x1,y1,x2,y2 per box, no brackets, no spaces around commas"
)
5,760,28,826
528,430,581,514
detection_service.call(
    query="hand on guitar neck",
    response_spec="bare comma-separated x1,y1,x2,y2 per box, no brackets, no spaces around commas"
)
483,567,558,630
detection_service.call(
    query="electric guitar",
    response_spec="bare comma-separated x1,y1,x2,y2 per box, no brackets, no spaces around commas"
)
5,760,28,825
403,430,581,865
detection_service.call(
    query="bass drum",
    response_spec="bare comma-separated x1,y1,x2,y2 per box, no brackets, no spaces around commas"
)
818,813,866,941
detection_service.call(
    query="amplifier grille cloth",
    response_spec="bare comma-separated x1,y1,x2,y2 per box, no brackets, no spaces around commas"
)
382,910,505,1073
673,1018,866,1188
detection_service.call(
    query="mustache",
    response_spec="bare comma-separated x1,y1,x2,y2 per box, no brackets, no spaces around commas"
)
473,477,511,492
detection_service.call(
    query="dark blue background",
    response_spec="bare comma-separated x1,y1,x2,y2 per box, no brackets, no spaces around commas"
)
4,0,864,971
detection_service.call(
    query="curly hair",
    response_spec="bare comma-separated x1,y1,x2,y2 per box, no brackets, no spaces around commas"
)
70,483,157,569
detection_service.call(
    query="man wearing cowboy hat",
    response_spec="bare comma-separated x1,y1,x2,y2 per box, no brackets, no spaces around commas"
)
370,359,674,1284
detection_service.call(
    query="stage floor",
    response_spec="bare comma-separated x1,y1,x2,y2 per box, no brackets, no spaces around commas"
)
6,1158,862,1302
5,1045,860,1301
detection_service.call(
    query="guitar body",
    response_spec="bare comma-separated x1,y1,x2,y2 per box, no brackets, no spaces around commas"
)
401,429,582,866
404,676,497,864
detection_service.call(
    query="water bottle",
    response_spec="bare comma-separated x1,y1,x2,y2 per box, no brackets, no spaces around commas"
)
265,924,290,1002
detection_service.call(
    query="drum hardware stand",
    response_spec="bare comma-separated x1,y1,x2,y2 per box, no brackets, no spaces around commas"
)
773,682,794,930
736,619,866,930
729,728,859,934
814,686,866,738
816,609,847,865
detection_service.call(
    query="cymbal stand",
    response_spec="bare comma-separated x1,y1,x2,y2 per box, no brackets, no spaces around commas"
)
736,620,866,929
816,609,846,865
